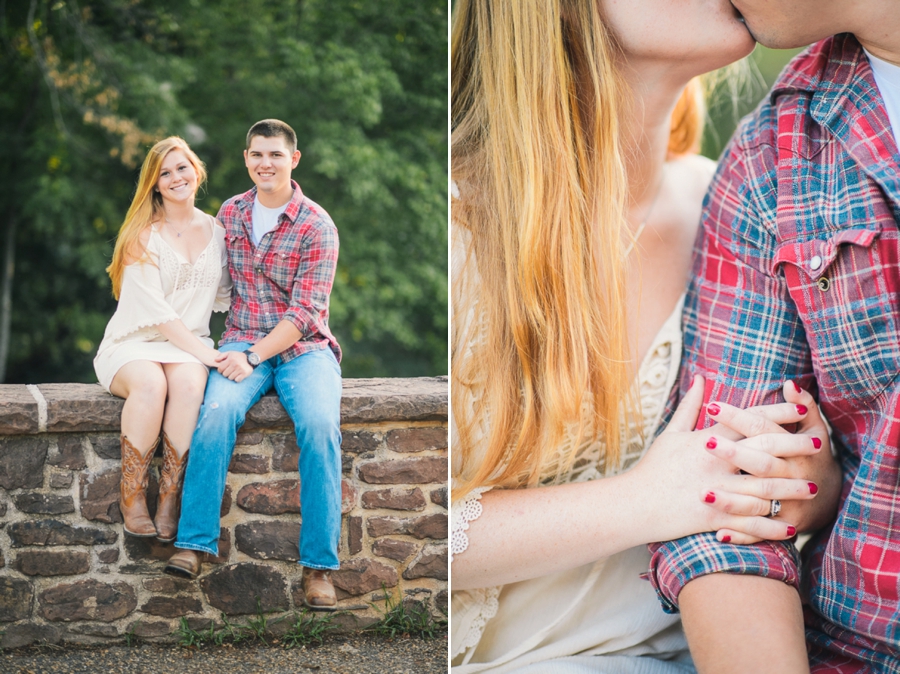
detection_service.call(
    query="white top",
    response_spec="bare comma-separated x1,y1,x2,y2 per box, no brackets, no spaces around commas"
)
866,49,900,153
93,216,232,391
251,195,288,245
450,201,688,672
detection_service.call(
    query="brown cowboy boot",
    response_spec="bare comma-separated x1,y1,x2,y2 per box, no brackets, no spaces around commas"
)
165,549,202,579
120,435,157,537
302,568,337,611
154,433,189,543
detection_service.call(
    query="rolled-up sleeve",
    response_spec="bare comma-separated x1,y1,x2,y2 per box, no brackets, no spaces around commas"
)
282,221,338,338
648,116,812,612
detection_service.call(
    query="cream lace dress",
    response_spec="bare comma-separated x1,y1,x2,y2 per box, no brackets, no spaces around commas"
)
94,216,232,391
450,191,692,673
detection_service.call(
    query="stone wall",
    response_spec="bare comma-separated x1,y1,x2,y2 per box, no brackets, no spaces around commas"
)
0,378,448,647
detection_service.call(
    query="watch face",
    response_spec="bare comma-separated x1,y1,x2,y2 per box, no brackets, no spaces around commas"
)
247,351,261,366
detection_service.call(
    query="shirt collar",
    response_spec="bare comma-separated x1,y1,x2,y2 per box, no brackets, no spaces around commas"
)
237,179,305,224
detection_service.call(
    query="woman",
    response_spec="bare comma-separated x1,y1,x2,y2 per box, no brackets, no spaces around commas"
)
95,137,231,543
450,1,841,671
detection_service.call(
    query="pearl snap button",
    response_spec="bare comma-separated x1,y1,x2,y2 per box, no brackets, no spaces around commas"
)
810,255,822,271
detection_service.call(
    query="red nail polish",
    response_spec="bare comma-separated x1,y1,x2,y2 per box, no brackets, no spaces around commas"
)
812,437,822,449
721,535,731,543
808,482,818,494
787,525,796,537
704,492,716,503
792,381,802,393
796,404,808,415
706,437,717,449
707,403,721,416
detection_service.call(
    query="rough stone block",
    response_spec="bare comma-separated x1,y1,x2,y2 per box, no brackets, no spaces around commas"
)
229,453,269,474
367,513,447,540
80,468,122,523
15,550,91,576
13,492,76,515
234,521,301,561
341,430,380,454
140,595,203,617
8,520,117,547
50,472,74,488
340,377,447,423
0,386,40,434
403,544,448,580
88,434,121,460
0,623,61,649
0,437,48,489
435,589,448,615
332,558,398,598
236,431,263,446
39,579,137,622
0,577,33,622
129,620,171,637
385,427,447,453
124,535,177,563
67,623,118,637
348,516,363,555
199,563,289,615
236,479,299,515
98,548,120,564
204,529,232,565
40,383,123,433
221,484,232,517
143,576,194,594
48,435,87,470
361,487,426,511
270,433,299,471
342,453,353,475
0,501,6,517
372,538,418,562
430,486,448,509
341,479,358,514
357,457,447,485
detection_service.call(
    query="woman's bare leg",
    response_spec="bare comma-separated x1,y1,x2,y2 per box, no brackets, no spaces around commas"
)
110,360,168,449
161,362,209,456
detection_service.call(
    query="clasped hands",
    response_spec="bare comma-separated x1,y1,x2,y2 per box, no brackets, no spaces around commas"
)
202,349,255,382
638,375,841,546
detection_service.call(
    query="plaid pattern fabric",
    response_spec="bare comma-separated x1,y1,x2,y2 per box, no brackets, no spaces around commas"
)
648,35,900,672
218,180,341,363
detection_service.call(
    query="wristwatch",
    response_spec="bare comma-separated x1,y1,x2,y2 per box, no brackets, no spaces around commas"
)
243,350,262,368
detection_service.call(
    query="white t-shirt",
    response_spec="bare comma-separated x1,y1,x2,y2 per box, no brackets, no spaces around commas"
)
866,49,900,154
251,196,289,245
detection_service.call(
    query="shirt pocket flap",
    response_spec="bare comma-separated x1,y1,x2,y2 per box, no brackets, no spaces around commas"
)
772,228,880,279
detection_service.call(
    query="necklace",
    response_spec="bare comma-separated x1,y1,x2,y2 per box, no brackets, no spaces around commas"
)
165,215,193,238
624,169,665,257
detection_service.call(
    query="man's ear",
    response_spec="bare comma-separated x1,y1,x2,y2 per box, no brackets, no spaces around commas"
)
243,149,250,167
291,150,301,168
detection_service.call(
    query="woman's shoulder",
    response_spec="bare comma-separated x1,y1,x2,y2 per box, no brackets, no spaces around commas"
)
124,226,156,265
668,153,717,199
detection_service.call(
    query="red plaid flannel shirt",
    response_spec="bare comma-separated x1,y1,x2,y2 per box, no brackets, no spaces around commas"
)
217,180,341,363
649,35,900,672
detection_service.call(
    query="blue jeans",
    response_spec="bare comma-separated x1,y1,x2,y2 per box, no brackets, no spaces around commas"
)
175,343,342,570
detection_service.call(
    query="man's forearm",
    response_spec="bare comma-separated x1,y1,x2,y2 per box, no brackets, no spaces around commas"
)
680,573,809,674
249,320,302,360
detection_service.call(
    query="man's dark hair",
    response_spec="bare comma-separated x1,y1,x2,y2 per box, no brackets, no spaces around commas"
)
246,119,298,152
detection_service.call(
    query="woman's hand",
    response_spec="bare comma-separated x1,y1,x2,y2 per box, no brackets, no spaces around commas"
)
633,376,816,544
199,349,221,369
703,381,842,544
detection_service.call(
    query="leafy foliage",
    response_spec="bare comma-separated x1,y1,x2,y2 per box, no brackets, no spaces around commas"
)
366,586,447,639
0,0,447,382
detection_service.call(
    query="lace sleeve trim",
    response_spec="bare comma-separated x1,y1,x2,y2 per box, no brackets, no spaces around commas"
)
450,486,491,563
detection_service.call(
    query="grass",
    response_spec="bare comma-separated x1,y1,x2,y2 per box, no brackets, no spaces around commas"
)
280,609,337,648
366,586,447,640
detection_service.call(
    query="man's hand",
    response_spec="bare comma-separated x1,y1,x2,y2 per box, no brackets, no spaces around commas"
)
216,351,254,382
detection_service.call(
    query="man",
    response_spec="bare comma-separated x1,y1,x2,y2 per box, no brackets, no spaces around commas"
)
648,3,900,672
165,119,343,611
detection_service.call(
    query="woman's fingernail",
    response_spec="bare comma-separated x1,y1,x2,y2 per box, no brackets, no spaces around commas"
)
796,404,808,415
704,492,716,503
808,482,818,494
707,403,721,416
787,525,796,537
721,534,731,543
706,437,717,450
792,381,802,394
812,437,822,449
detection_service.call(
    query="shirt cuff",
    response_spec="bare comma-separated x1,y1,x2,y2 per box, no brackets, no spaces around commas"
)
281,306,315,338
647,533,801,614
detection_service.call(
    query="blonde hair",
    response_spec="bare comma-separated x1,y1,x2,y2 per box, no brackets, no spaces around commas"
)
451,0,705,500
106,137,207,299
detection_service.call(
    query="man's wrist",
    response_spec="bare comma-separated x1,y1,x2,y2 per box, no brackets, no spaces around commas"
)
243,349,262,368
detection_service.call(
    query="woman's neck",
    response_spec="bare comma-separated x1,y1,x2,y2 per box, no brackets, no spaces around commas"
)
162,200,195,223
619,62,691,221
